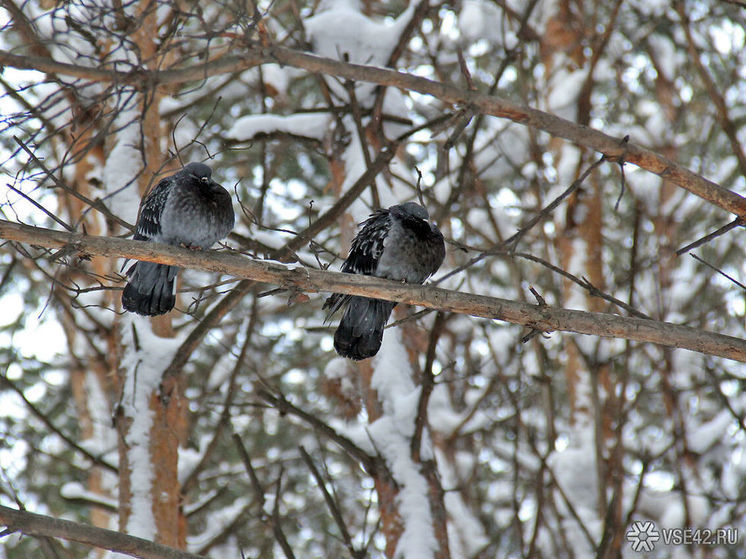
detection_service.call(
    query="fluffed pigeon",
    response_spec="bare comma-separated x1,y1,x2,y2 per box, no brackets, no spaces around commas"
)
122,162,235,316
324,202,445,360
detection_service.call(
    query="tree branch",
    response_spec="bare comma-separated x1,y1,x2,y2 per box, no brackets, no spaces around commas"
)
1,219,745,362
1,46,744,216
0,505,202,559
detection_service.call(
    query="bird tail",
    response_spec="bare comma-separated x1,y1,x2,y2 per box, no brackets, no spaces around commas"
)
333,296,396,361
122,261,179,316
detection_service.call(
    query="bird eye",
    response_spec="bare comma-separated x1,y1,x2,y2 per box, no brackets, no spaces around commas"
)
201,176,209,184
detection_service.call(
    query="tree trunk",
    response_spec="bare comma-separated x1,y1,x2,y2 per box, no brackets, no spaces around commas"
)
112,0,187,547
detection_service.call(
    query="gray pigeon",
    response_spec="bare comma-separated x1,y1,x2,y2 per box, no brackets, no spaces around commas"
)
122,162,235,316
324,202,445,360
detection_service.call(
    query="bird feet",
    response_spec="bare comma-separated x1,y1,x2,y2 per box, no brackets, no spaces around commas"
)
180,242,203,251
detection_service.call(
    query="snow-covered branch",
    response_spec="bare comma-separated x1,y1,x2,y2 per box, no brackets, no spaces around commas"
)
2,218,744,362
1,45,744,217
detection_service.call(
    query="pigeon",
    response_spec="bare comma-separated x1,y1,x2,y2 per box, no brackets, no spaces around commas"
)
324,202,445,360
122,162,235,316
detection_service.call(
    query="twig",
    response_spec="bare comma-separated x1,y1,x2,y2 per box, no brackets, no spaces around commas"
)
521,287,548,343
233,433,265,509
271,470,296,559
3,46,744,215
690,253,746,291
181,301,259,494
507,153,607,251
4,183,74,231
256,388,378,474
0,371,117,473
677,2,746,177
160,279,254,394
411,312,446,461
436,153,609,285
511,251,650,319
676,217,744,256
298,446,359,557
13,136,134,232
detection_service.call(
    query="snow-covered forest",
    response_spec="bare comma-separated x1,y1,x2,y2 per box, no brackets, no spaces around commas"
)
1,0,745,557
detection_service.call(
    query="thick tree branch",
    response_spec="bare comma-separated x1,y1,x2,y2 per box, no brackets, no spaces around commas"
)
0,505,202,559
2,219,745,362
1,46,744,216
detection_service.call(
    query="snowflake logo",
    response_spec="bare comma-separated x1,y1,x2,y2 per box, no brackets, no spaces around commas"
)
626,520,660,552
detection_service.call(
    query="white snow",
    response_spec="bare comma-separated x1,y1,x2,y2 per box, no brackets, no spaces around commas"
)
324,357,356,396
564,238,589,311
458,0,510,46
367,414,438,559
226,113,332,142
550,426,598,505
686,410,733,454
627,0,668,17
117,314,188,540
240,64,303,97
366,330,439,558
252,228,294,250
60,481,117,510
437,448,489,556
648,34,679,82
545,63,588,121
101,96,144,224
305,1,415,103
428,383,489,436
186,497,251,551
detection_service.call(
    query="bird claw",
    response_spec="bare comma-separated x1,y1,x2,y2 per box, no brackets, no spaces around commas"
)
180,242,202,251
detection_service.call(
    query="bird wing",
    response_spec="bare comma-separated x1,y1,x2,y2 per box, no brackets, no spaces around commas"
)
134,177,172,241
323,209,391,318
342,209,391,275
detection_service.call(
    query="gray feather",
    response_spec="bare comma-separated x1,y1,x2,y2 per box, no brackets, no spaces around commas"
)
324,202,445,360
122,162,235,316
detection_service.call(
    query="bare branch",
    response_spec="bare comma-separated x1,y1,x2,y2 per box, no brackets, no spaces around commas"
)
298,446,360,557
411,311,446,461
0,372,117,473
1,219,745,362
256,388,378,474
0,505,202,559
181,301,260,494
676,217,743,256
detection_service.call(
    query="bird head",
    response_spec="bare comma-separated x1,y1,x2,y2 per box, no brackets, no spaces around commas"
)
183,162,218,188
395,202,429,221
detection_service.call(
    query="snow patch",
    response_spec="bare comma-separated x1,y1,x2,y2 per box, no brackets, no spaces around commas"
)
226,113,332,142
368,330,440,558
102,96,144,224
118,314,188,540
459,0,509,46
306,2,415,103
687,410,733,454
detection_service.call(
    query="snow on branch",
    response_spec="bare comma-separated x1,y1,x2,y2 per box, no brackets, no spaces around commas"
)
1,219,745,362
1,45,744,216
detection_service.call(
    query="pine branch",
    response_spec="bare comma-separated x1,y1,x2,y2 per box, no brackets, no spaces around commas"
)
1,219,745,362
